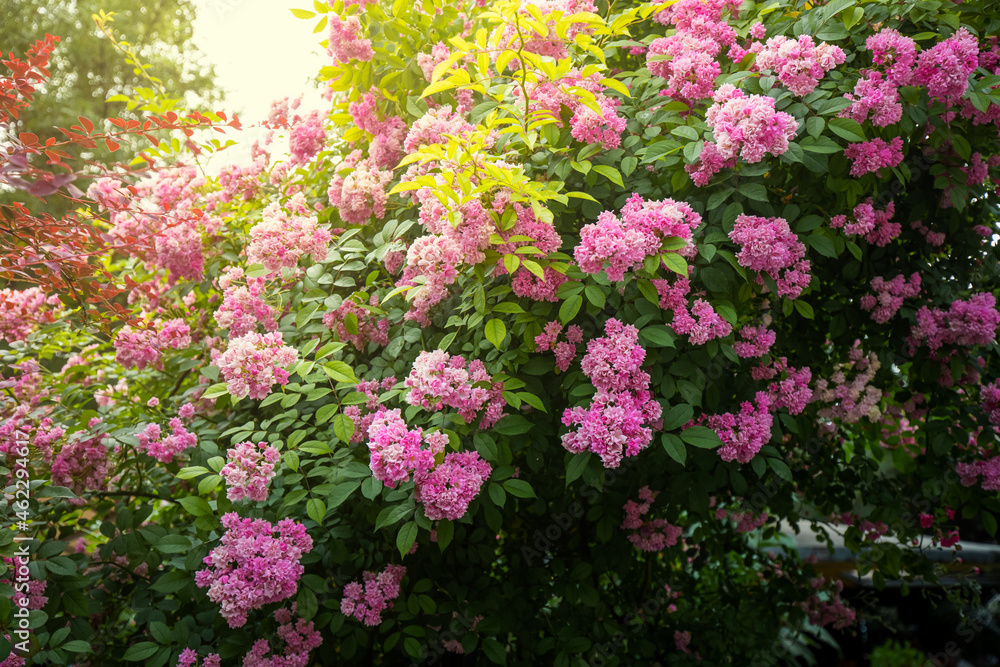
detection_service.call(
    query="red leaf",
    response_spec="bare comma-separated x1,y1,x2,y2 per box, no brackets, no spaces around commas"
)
105,137,120,152
78,116,94,133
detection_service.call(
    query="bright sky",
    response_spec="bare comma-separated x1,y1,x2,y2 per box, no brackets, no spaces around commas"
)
191,0,329,167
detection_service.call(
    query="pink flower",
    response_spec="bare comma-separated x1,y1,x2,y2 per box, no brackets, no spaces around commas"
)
843,137,904,177
734,324,776,358
136,418,197,463
328,15,374,64
647,33,722,104
214,267,278,338
729,214,811,299
366,409,444,488
216,331,299,400
195,514,313,628
575,195,702,282
830,199,900,247
404,351,505,428
323,297,389,349
340,564,406,626
752,35,845,96
562,319,662,468
622,487,682,551
908,293,1000,354
706,85,798,163
221,441,281,502
0,288,57,343
414,451,492,520
859,273,921,323
912,28,979,104
706,392,773,463
247,203,331,274
569,97,628,150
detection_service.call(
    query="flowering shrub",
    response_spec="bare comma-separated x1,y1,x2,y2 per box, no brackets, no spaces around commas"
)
4,0,1000,665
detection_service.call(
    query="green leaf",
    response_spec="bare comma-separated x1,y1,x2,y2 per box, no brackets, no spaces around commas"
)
201,383,229,400
680,426,722,449
621,156,638,176
768,458,792,481
124,643,160,661
324,360,358,383
662,433,686,465
639,325,675,348
397,521,418,557
585,285,606,309
559,294,583,323
316,403,338,425
376,503,413,530
661,404,694,431
327,480,361,509
592,165,623,187
740,183,769,202
827,117,866,142
333,413,356,444
566,453,590,484
437,519,455,551
306,498,327,524
807,233,838,258
489,482,507,508
289,8,316,18
794,300,815,319
485,319,507,349
177,496,211,517
662,252,687,276
483,638,507,665
502,479,536,498
62,640,93,653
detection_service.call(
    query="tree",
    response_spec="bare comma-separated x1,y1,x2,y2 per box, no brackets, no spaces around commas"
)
3,0,1000,665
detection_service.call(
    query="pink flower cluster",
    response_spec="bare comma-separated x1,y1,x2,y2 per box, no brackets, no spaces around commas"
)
327,151,393,225
216,331,299,400
136,418,197,463
908,293,1000,354
221,441,281,502
842,71,904,127
404,350,505,428
0,288,57,343
751,35,845,96
569,97,628,150
733,323,776,358
843,137,904,177
957,456,1000,491
830,199,900,247
622,486,682,552
705,84,798,163
801,577,856,630
685,141,736,186
575,195,702,282
50,435,109,501
981,380,1000,432
341,564,406,626
753,356,812,415
399,234,464,326
494,0,597,61
859,273,921,323
114,318,191,370
813,343,883,423
343,376,398,444
912,28,979,105
729,214,811,299
535,321,584,372
349,89,408,168
705,392,773,463
366,409,446,488
493,203,565,301
414,450,493,520
647,33,722,106
655,276,733,344
328,15,373,64
562,319,663,468
242,607,323,667
417,42,450,81
518,72,625,151
215,267,277,338
247,202,331,274
177,650,221,667
323,296,390,349
289,110,326,165
195,513,313,628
